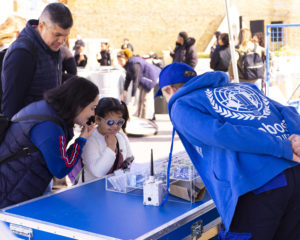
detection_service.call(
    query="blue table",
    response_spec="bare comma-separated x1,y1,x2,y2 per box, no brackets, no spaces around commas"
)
0,178,220,239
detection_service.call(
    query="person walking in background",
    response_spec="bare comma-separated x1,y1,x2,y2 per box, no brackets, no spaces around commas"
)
170,31,198,69
97,42,111,66
81,97,133,183
118,49,160,120
228,28,266,91
60,42,77,82
121,38,134,53
73,39,88,67
155,62,300,239
1,2,73,118
0,77,99,208
210,33,231,72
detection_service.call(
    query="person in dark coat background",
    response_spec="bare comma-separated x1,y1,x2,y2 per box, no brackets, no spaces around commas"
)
60,43,77,82
121,38,134,53
74,40,88,67
170,31,198,69
97,42,111,66
210,33,231,72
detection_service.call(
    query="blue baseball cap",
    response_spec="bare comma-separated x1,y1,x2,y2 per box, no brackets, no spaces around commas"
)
155,62,197,97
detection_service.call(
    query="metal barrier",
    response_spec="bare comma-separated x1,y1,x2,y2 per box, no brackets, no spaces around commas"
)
266,24,300,102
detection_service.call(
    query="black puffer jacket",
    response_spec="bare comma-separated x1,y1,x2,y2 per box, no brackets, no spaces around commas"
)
210,45,231,72
184,37,198,69
171,38,198,69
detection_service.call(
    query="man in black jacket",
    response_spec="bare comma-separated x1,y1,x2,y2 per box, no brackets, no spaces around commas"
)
170,31,198,69
1,3,73,118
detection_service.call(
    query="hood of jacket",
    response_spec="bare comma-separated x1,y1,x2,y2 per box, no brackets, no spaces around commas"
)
184,37,196,47
168,71,229,115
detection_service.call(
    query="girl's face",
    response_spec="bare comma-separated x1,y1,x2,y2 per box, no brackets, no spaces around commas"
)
97,111,124,135
74,95,99,126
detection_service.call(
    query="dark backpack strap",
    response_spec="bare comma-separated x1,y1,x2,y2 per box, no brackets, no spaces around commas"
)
0,146,38,165
0,114,64,164
82,161,85,182
112,140,120,172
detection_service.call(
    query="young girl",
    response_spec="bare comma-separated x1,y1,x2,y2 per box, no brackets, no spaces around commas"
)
81,97,134,182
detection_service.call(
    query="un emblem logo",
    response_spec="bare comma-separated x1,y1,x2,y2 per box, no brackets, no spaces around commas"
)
206,85,271,120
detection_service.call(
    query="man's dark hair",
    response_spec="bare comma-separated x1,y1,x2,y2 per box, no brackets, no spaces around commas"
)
220,33,229,47
44,77,99,127
41,3,73,29
95,97,129,131
215,31,221,39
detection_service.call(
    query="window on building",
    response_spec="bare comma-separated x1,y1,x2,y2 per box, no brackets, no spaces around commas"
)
271,21,283,42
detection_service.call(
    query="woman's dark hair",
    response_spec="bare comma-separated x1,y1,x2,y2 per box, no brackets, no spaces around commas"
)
95,97,129,132
253,32,265,48
44,77,99,127
220,33,229,47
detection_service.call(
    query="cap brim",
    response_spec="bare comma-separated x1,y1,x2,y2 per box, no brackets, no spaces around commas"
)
154,88,163,98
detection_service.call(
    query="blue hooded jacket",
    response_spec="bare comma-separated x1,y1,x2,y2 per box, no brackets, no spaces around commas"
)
168,71,300,231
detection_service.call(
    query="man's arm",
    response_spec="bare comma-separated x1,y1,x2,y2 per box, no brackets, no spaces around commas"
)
2,49,35,117
30,121,87,179
171,100,293,160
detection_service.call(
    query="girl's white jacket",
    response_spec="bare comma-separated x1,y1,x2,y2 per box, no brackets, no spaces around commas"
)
81,129,133,182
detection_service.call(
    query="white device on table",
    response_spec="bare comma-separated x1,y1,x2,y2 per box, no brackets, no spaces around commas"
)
143,149,165,206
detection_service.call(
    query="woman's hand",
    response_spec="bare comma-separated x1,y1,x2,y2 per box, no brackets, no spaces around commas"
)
105,134,117,151
79,123,95,139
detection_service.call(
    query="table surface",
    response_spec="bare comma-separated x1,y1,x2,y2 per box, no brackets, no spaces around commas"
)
3,179,214,239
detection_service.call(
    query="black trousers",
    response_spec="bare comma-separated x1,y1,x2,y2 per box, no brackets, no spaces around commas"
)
219,164,300,240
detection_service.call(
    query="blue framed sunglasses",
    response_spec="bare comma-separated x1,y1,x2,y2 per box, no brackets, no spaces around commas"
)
100,117,125,127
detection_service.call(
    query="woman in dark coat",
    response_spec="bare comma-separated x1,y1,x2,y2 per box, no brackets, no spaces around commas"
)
210,33,231,72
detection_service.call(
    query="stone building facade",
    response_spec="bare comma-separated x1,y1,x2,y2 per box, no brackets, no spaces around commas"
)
62,0,300,56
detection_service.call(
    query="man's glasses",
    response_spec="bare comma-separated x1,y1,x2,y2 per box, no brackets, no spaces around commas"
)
100,117,125,127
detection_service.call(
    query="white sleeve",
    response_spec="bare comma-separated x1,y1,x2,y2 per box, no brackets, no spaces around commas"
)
82,136,116,178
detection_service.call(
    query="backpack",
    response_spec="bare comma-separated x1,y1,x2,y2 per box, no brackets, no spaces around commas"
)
238,44,264,80
0,114,63,165
0,37,37,113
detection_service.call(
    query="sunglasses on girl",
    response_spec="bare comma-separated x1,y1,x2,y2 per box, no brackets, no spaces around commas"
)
100,117,125,127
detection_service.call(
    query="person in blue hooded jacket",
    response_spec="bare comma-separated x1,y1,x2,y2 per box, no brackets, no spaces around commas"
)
155,62,300,239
